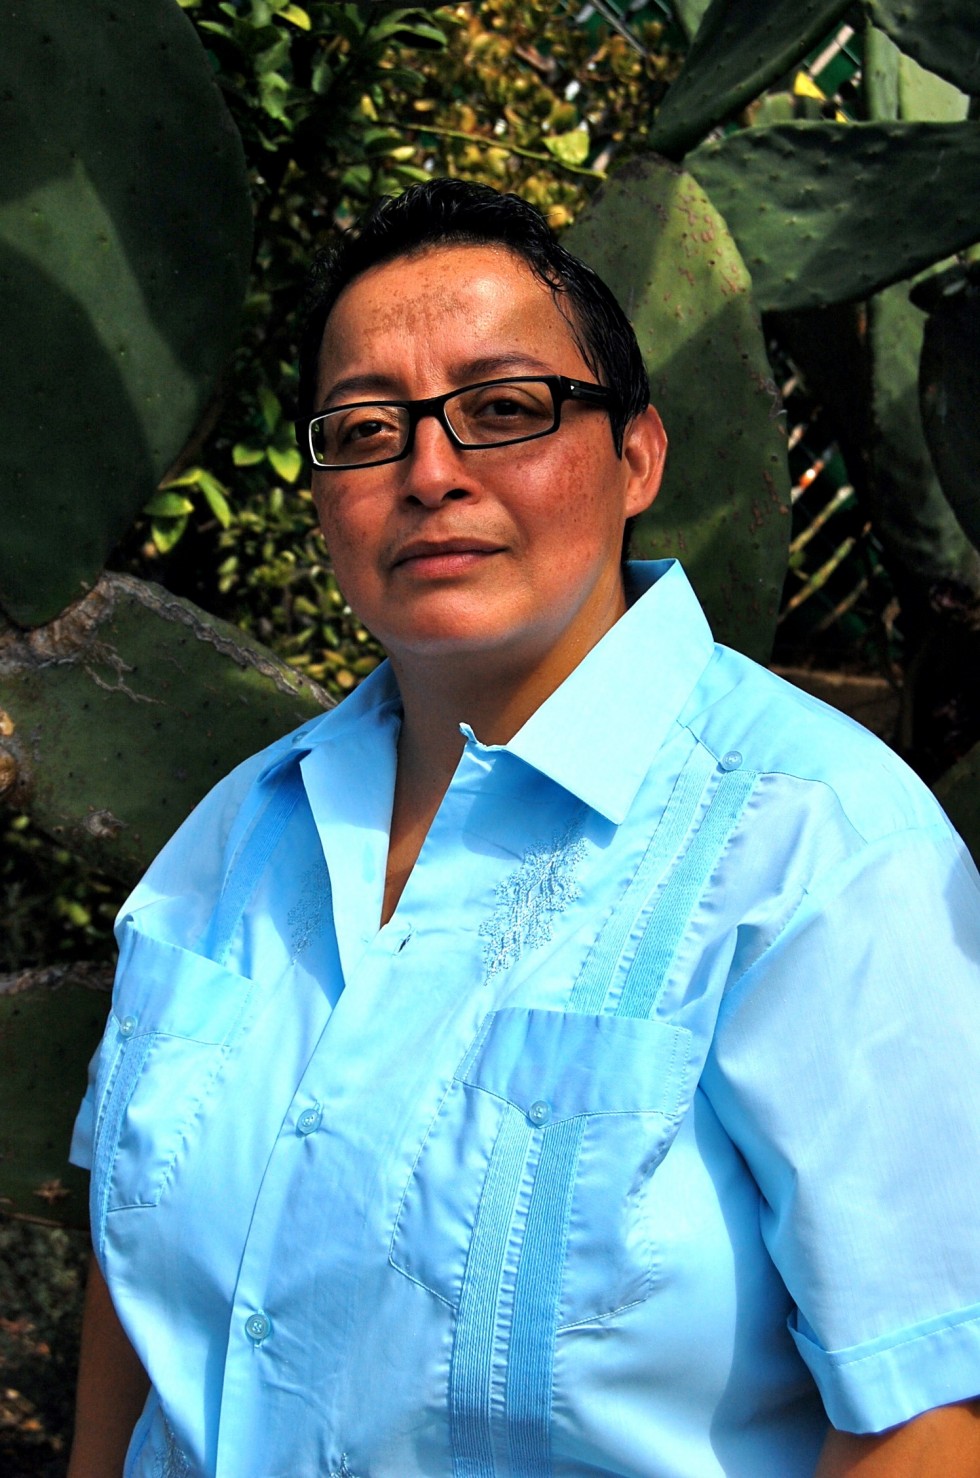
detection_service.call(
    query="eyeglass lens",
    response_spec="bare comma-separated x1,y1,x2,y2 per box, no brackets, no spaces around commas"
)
311,379,559,467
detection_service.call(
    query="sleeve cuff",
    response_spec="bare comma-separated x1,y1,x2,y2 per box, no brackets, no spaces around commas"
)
791,1301,980,1433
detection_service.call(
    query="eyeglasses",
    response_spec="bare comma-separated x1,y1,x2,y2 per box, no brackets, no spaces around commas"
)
296,375,613,470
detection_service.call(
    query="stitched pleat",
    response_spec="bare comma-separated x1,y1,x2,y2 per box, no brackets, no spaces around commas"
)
617,768,755,1021
450,1107,534,1477
505,1117,585,1477
93,1032,153,1259
568,744,716,1015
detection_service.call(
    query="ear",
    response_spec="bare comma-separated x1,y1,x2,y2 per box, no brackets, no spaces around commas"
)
621,404,667,518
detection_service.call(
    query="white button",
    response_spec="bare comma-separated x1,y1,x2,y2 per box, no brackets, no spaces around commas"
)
245,1312,271,1344
118,1015,137,1038
720,750,742,772
297,1105,322,1136
528,1100,551,1127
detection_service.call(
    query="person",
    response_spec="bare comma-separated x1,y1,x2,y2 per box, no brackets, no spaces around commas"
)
67,179,980,1478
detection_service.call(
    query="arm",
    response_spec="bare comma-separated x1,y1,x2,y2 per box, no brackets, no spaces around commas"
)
67,1253,150,1478
815,1400,980,1476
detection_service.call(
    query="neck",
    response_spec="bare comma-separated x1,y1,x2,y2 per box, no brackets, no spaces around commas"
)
378,588,627,926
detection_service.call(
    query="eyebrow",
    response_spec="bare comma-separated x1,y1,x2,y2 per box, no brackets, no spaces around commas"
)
317,353,558,411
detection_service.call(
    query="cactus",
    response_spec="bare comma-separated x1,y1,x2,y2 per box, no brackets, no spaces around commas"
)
0,574,330,884
566,157,790,662
867,0,980,97
0,965,111,1227
649,0,852,161
919,281,980,554
0,0,252,628
687,121,980,313
935,740,980,857
670,0,712,44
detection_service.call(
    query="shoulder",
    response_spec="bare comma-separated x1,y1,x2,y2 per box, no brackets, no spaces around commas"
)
681,645,945,845
115,705,342,935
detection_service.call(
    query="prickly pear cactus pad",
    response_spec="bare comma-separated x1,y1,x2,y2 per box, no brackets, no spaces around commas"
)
0,574,330,883
688,122,980,314
920,284,980,555
565,157,790,660
0,965,112,1228
0,0,253,627
649,0,852,161
868,0,980,98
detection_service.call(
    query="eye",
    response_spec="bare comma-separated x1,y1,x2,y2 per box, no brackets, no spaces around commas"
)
457,383,554,438
335,406,401,447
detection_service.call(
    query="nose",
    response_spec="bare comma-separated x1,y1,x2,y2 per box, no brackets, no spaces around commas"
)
399,410,472,507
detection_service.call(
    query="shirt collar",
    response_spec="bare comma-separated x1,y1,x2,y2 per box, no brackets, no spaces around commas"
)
501,560,715,823
296,559,715,825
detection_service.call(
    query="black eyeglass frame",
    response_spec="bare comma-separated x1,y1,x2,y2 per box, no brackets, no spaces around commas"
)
295,375,614,470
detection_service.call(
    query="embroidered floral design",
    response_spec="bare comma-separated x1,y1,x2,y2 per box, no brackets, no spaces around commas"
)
154,1419,191,1478
479,812,587,981
287,863,331,960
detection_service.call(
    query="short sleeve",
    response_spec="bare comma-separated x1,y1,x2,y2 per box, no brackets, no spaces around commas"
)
64,719,319,1174
69,1040,101,1171
701,821,980,1433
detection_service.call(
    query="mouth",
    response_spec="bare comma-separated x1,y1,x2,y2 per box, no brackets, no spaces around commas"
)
391,538,505,572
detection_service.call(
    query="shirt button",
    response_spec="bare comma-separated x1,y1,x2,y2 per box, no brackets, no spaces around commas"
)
118,1015,137,1038
245,1312,271,1344
528,1100,551,1127
297,1105,322,1136
720,750,742,772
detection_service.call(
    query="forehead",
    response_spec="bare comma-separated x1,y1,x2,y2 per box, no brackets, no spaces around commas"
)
316,243,586,400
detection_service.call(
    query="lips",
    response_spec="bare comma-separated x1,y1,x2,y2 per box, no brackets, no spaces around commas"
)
391,537,505,569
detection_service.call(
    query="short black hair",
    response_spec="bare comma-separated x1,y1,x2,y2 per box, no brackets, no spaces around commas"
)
296,178,650,460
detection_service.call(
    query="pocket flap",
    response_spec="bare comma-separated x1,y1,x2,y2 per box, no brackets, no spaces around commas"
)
112,920,253,1043
457,1008,691,1123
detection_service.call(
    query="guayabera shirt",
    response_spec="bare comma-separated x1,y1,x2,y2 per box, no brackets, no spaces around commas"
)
71,560,980,1478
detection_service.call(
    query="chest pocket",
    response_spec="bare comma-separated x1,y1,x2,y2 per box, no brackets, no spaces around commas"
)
91,756,311,1260
91,925,255,1257
390,1006,692,1326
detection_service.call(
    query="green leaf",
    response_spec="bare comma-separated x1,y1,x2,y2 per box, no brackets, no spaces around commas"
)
259,72,290,123
649,0,853,160
368,14,446,48
232,442,266,466
144,491,195,518
868,0,980,99
151,514,189,552
259,384,281,432
268,444,302,483
341,163,372,194
688,121,980,312
195,470,234,528
278,3,311,28
543,128,590,166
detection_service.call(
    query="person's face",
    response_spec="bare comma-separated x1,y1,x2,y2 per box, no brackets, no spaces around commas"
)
310,243,665,684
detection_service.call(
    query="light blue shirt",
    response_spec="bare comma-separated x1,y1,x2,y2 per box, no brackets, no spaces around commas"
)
71,560,980,1478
